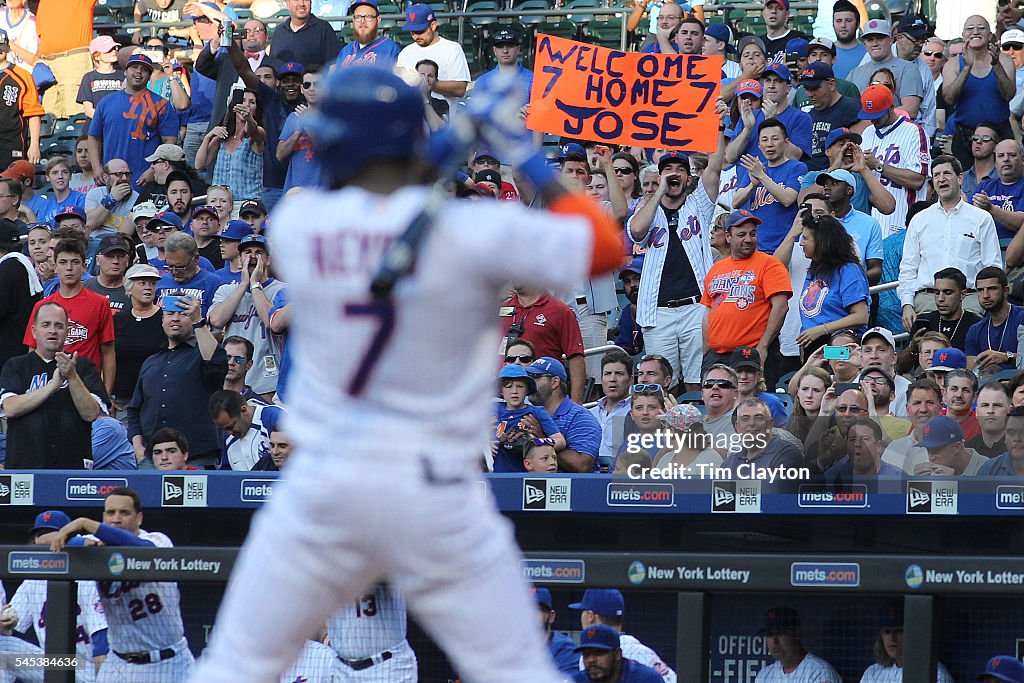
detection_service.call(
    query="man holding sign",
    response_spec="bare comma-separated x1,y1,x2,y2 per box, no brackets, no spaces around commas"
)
626,137,726,393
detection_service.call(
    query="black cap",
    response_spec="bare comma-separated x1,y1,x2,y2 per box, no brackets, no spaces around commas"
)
239,199,267,217
492,27,520,45
475,169,501,186
0,218,20,249
760,607,801,635
729,346,762,370
98,234,131,255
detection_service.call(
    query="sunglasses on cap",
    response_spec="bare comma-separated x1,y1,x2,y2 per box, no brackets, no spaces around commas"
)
505,354,534,363
531,438,556,447
631,383,665,395
702,378,736,390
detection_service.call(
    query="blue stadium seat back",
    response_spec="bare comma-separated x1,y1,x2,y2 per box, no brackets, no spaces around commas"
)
774,392,795,414
466,0,502,25
776,370,796,393
536,18,579,40
585,11,625,48
991,368,1021,382
678,391,703,405
377,3,402,29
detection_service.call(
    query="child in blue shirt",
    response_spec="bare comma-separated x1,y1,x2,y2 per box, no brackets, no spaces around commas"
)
493,365,564,472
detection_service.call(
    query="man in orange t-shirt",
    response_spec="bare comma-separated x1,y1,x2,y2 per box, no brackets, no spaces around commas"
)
36,0,96,118
701,209,791,387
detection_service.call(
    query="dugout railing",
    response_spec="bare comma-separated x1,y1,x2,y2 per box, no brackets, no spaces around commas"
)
1,545,1019,683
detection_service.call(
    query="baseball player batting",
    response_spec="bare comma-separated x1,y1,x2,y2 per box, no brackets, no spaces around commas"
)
326,584,417,681
43,487,193,682
188,65,623,683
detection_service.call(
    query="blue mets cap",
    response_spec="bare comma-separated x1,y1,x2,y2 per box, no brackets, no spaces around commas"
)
219,219,255,241
126,53,155,70
978,656,1024,683
930,347,967,372
574,624,620,652
658,150,692,172
277,61,303,77
30,510,71,535
148,211,183,230
822,126,861,149
53,205,87,224
917,415,964,449
405,3,436,31
531,587,554,610
568,589,624,617
526,357,568,384
725,209,762,231
559,142,586,160
763,61,792,81
619,256,643,278
238,233,268,251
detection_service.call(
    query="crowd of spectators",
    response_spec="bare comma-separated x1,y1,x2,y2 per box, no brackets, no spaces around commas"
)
0,0,1022,482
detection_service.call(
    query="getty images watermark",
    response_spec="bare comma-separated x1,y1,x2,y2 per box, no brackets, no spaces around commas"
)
619,431,812,484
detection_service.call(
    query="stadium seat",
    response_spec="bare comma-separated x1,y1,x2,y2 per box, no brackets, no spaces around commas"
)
536,18,579,41
679,391,703,405
776,370,796,393
774,392,795,414
377,3,402,30
513,0,551,26
465,0,501,25
585,12,626,49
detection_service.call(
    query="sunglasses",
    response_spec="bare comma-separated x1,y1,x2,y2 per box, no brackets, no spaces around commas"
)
631,383,665,395
702,379,736,390
972,134,997,142
1004,43,1024,51
227,354,248,365
505,354,534,363
148,225,175,233
302,81,319,89
613,167,634,175
531,438,556,447
921,49,944,57
835,405,865,413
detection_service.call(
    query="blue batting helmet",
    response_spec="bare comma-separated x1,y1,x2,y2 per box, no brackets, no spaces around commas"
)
305,66,425,182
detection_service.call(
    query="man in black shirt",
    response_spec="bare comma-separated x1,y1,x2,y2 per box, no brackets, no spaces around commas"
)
761,0,810,64
269,0,342,68
626,140,726,393
908,267,981,351
0,301,107,468
0,218,38,369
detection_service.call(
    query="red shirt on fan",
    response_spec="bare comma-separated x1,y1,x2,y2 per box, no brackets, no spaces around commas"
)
499,291,584,362
24,288,115,370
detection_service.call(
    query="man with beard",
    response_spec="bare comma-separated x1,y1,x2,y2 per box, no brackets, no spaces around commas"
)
701,209,790,372
524,357,601,472
156,232,224,317
627,144,725,393
799,128,895,217
860,327,910,416
968,382,1010,457
395,4,471,113
883,379,943,473
826,418,904,488
942,369,981,440
859,366,911,440
614,257,643,354
752,607,840,683
209,235,286,400
190,205,223,268
967,266,1024,376
1,301,107,468
974,139,1024,240
268,0,341,68
907,268,983,352
335,0,400,69
830,0,865,78
88,53,179,185
124,292,228,468
571,625,662,683
162,171,194,227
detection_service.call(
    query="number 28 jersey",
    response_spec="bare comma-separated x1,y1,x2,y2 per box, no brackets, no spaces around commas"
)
96,530,185,652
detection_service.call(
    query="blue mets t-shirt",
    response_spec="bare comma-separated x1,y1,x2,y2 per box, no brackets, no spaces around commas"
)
735,158,807,254
89,90,179,185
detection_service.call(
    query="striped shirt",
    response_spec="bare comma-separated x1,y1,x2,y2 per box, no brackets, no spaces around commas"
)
861,116,930,239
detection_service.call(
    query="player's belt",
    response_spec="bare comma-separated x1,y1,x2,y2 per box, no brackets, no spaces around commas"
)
342,650,393,671
660,296,700,308
113,648,176,664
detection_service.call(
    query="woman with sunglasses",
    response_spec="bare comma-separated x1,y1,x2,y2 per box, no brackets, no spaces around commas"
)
503,339,536,367
777,209,869,357
611,152,642,201
196,88,265,208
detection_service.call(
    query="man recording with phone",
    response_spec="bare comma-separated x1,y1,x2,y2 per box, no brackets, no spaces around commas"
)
124,290,228,469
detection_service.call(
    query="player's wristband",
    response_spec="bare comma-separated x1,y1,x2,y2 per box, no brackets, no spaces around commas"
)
518,152,558,189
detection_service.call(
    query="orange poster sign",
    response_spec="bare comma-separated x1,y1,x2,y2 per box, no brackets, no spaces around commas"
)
527,34,723,152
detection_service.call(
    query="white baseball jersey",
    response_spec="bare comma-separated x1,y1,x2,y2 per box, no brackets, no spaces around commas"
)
224,401,287,471
279,640,342,683
755,652,840,682
0,635,45,683
326,585,407,659
860,661,953,682
579,634,676,682
188,185,593,683
10,579,107,683
269,186,591,465
96,530,186,652
860,116,931,239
